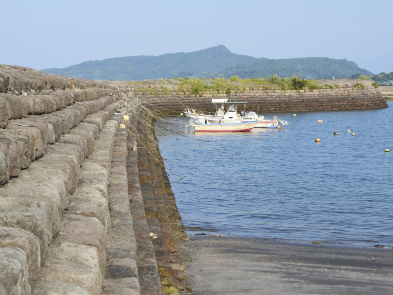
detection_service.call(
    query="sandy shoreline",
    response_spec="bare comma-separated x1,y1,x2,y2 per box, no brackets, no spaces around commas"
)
184,236,393,295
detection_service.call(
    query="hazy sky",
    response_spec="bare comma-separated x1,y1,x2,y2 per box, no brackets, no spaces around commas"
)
1,0,392,73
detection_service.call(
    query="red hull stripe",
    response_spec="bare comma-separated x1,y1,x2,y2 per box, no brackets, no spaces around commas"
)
195,128,254,132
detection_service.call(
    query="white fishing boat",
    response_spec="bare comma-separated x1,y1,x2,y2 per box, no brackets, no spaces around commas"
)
192,121,258,132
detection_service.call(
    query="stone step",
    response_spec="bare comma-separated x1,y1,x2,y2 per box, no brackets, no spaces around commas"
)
32,114,122,294
0,92,121,185
102,120,141,295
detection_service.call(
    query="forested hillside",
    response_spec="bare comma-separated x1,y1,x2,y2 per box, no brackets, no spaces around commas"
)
42,46,373,81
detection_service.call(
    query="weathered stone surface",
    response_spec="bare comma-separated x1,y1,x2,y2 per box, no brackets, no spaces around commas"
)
0,284,6,295
0,138,21,178
0,190,61,241
102,278,140,295
106,258,138,278
105,265,137,279
46,242,101,283
33,280,90,295
0,97,8,128
0,227,41,290
37,260,100,295
0,94,23,119
0,207,49,262
34,154,78,194
66,202,109,230
77,162,109,199
0,151,7,185
55,214,107,275
5,124,44,160
0,133,31,169
84,114,105,131
59,134,88,159
3,165,68,233
0,247,31,295
45,143,83,169
70,129,95,156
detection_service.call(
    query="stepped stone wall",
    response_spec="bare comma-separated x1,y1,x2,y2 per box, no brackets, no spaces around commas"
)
135,79,387,113
0,65,388,295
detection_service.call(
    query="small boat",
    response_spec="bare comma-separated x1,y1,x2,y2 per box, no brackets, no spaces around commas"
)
193,121,258,132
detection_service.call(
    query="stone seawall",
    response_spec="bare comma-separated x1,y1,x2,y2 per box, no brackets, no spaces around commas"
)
0,64,388,295
138,81,387,113
0,64,192,295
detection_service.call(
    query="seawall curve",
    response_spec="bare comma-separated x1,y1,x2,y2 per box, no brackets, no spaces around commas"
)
0,64,388,295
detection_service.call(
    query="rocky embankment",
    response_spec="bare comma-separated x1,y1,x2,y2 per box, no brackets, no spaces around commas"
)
0,65,191,295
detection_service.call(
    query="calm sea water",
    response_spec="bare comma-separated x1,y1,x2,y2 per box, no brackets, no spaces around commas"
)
156,103,393,247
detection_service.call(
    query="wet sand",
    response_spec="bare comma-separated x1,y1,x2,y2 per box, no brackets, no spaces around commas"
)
185,236,393,295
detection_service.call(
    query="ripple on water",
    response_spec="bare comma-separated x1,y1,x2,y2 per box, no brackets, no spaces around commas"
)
156,104,393,247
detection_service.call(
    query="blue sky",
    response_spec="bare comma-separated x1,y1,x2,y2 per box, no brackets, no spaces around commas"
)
1,0,392,73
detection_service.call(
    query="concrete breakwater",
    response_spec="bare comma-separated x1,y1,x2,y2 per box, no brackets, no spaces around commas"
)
131,79,387,113
0,64,388,294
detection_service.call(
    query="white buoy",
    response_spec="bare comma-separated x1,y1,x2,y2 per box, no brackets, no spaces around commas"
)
385,149,390,153
347,130,351,133
293,114,296,117
352,133,356,136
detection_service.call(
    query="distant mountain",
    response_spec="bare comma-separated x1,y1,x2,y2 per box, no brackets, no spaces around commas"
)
41,45,256,81
205,57,373,79
42,45,373,81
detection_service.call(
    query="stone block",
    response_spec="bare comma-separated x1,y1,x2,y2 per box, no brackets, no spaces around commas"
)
0,138,22,178
0,97,8,128
84,114,105,131
0,94,23,119
0,208,49,262
51,111,73,133
67,104,88,119
0,151,6,185
0,227,41,290
37,260,101,295
45,143,83,169
0,247,31,295
5,124,44,160
33,280,90,295
66,202,109,230
70,129,95,156
68,188,110,228
75,122,99,138
15,118,52,147
35,154,78,194
59,134,88,159
55,214,107,275
0,193,59,249
46,242,101,283
62,109,83,127
106,258,138,278
77,162,109,198
0,133,31,169
102,278,140,295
